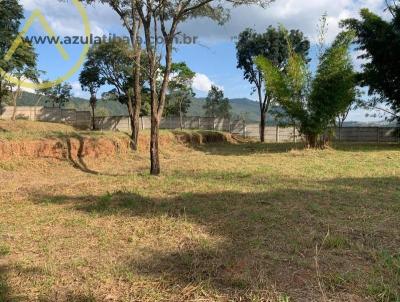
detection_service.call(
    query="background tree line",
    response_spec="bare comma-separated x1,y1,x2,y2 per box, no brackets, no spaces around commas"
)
1,0,400,173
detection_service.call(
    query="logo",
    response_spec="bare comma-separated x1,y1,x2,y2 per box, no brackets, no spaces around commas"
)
0,0,91,89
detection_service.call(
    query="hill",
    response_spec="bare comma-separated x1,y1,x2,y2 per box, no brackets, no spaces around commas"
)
16,91,266,122
17,91,394,126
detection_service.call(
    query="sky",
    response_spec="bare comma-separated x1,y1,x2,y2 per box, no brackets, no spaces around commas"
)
17,0,390,122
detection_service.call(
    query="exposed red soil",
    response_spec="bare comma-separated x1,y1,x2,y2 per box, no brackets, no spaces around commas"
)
0,137,131,160
0,131,232,160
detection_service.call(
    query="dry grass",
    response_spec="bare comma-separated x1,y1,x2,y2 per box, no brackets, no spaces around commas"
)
0,120,126,140
0,122,399,301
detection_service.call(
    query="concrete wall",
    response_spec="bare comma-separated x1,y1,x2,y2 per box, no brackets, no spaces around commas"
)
0,106,246,134
2,106,399,143
245,124,301,142
334,127,399,143
0,106,91,129
245,123,400,143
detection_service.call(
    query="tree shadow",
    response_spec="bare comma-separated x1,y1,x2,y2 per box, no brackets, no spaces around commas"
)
0,263,12,302
42,132,100,175
28,176,400,300
331,142,400,152
189,141,307,156
185,140,400,156
64,136,99,175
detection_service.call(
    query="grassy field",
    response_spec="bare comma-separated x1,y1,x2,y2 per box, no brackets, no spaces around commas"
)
0,121,399,301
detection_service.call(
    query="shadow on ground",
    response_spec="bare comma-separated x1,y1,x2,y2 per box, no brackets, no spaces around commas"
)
26,176,400,301
176,137,399,156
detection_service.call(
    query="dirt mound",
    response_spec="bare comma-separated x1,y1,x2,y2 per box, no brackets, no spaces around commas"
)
173,130,233,145
0,137,131,160
0,125,234,160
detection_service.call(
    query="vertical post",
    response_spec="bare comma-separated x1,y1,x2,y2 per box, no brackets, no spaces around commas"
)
198,117,201,130
213,118,216,131
377,127,380,144
228,118,231,133
276,125,280,143
293,125,296,143
243,119,246,138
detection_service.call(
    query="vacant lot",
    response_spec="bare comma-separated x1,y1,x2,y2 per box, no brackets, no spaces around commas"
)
0,122,399,302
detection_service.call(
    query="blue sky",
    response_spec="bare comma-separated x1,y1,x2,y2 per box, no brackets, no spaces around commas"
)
18,0,390,121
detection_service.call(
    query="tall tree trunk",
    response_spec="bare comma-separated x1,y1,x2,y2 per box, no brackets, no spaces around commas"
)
260,111,266,143
150,114,160,175
91,104,95,130
129,41,142,151
307,134,319,148
11,84,21,121
126,94,138,150
179,98,183,131
256,83,267,143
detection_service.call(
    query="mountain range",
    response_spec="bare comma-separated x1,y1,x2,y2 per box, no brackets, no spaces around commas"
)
16,91,264,122
11,91,396,126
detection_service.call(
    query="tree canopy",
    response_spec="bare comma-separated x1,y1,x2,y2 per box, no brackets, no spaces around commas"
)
256,30,357,147
236,26,310,141
343,6,400,121
203,85,232,119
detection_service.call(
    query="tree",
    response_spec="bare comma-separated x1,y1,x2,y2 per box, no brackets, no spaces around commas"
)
236,26,310,142
132,0,274,175
256,30,357,147
9,42,38,120
166,62,196,130
0,0,24,107
80,0,143,150
79,59,105,130
81,0,273,174
0,0,38,116
44,82,73,109
342,6,400,122
83,40,149,146
203,85,232,119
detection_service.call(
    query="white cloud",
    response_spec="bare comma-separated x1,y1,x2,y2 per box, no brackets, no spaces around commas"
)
20,0,119,37
178,0,387,44
71,81,88,98
19,0,389,45
192,73,222,93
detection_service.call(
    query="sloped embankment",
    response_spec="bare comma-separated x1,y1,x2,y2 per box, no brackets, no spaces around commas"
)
0,121,233,160
0,136,131,160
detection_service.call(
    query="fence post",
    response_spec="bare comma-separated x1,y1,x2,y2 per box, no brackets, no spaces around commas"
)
276,126,280,143
213,118,216,131
377,127,380,144
228,118,231,133
396,126,400,143
293,125,296,143
243,119,246,138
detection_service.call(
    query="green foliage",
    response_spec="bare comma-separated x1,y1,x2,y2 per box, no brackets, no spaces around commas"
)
203,85,232,118
84,40,151,113
309,31,357,135
236,26,310,88
236,25,309,140
255,29,357,146
0,0,38,105
85,40,134,104
342,7,400,122
79,60,104,99
165,62,195,117
43,82,73,108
